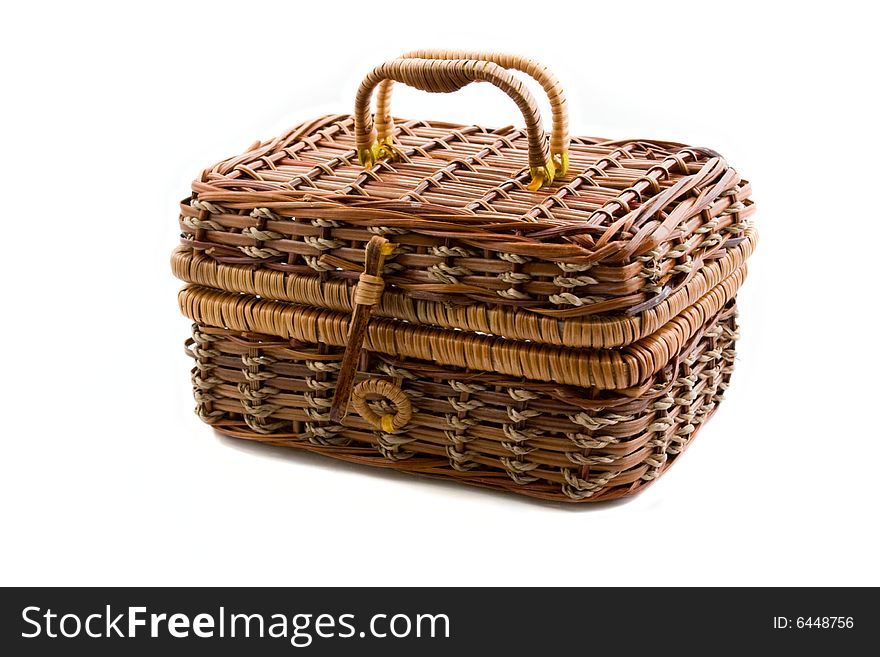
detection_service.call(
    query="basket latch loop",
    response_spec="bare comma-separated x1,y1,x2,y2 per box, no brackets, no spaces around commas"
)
351,379,412,433
328,235,395,424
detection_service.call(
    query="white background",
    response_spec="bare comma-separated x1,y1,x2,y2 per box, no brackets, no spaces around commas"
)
2,0,877,587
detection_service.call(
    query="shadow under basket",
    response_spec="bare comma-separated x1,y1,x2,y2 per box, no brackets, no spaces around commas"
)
174,50,755,502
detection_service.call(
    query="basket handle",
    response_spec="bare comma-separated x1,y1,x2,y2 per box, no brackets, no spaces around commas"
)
375,50,569,176
354,58,558,190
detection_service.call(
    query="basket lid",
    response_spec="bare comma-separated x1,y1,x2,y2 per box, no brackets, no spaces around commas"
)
177,51,754,345
180,113,753,321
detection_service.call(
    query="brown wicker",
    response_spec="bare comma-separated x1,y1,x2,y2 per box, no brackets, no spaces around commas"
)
173,51,757,502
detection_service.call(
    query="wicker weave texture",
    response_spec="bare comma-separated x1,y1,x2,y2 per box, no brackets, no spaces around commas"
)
173,225,754,349
179,263,743,390
185,301,738,502
181,115,754,319
174,53,756,502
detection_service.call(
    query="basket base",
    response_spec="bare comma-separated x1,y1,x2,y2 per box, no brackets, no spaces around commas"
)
186,301,738,503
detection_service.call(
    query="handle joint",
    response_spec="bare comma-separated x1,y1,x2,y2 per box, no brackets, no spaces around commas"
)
552,151,570,176
357,141,383,168
357,137,399,168
528,160,557,191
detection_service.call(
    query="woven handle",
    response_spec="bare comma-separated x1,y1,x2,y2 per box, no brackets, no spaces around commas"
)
376,50,569,176
355,58,557,190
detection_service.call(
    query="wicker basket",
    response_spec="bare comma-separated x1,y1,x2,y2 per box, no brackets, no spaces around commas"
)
173,51,756,502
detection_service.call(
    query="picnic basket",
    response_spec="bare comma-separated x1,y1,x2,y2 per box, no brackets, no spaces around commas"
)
173,50,756,502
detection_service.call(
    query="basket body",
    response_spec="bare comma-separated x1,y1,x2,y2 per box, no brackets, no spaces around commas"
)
174,110,756,502
184,298,737,502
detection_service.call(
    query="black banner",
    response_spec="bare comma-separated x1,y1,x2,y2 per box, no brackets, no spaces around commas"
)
1,587,873,654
